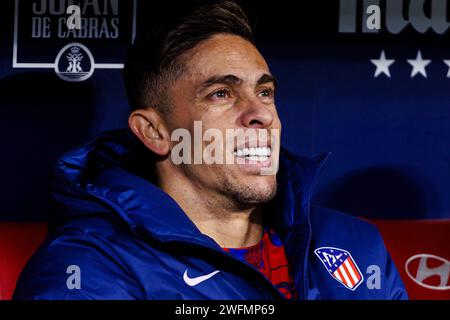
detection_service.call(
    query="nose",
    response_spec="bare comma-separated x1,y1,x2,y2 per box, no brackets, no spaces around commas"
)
239,98,274,129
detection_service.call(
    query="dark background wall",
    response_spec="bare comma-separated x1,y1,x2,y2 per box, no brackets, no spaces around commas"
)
0,0,449,221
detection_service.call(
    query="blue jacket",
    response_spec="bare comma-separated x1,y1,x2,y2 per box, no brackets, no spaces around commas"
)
13,130,408,300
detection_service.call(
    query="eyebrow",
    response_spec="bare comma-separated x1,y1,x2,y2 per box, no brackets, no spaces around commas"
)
200,73,277,90
256,74,277,89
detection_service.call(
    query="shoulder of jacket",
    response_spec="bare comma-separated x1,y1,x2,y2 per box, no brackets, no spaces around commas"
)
310,204,383,243
14,216,147,300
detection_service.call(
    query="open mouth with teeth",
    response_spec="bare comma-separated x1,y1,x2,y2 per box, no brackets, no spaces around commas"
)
233,147,271,162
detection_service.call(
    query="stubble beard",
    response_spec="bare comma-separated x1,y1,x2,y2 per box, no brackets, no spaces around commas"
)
219,175,278,210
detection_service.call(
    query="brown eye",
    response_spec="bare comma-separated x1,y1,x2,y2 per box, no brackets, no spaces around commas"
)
259,88,274,98
209,88,232,100
211,89,230,99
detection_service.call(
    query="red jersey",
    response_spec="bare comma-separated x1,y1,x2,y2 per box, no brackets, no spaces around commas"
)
223,229,298,299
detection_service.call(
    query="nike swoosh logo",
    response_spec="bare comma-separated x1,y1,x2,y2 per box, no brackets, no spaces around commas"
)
183,269,221,286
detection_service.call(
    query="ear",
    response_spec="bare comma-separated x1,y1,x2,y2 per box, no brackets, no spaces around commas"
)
128,108,170,156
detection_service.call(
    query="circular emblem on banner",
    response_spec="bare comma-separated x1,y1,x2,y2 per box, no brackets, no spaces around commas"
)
54,43,95,82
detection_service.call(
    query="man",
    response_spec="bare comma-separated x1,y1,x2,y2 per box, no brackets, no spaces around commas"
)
14,1,407,300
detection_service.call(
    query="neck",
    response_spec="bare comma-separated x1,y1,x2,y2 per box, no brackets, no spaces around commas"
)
156,163,264,248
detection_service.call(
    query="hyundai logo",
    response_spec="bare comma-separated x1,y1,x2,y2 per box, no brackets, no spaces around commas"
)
405,254,450,290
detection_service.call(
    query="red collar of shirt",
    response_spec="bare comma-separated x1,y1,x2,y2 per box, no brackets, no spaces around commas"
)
223,229,298,300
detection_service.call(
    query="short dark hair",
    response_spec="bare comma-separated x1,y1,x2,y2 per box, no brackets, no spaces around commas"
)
123,0,255,113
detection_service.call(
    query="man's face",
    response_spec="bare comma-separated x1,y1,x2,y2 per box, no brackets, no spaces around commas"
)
165,33,282,208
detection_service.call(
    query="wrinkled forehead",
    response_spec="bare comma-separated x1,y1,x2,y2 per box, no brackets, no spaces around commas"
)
179,33,270,84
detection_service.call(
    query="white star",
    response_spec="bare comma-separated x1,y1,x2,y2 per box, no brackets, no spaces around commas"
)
407,51,431,78
444,60,450,78
370,50,395,78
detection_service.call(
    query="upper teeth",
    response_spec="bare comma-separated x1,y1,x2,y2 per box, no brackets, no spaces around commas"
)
234,147,271,157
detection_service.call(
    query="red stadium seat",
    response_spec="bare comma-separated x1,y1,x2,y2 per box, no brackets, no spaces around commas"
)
0,223,47,300
0,220,448,300
371,219,450,300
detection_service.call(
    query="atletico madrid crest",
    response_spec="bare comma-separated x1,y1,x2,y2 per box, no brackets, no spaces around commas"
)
315,247,364,291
